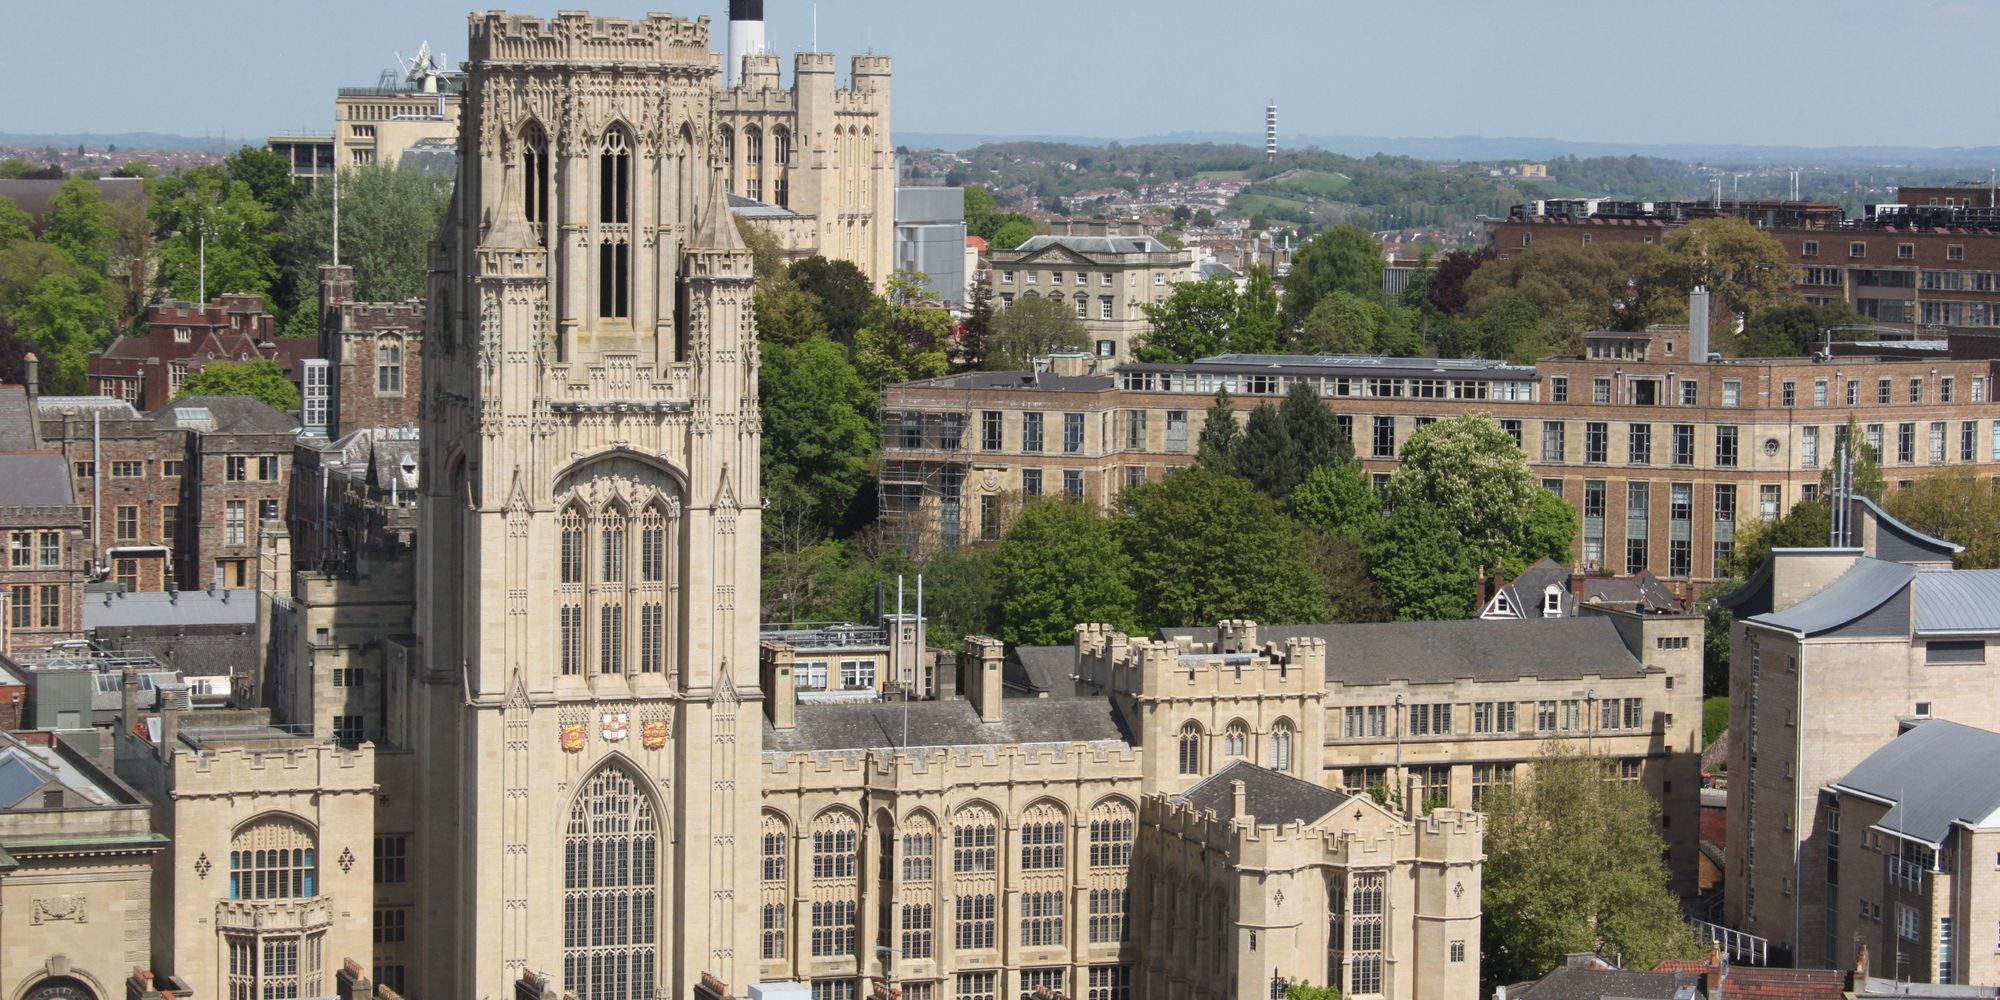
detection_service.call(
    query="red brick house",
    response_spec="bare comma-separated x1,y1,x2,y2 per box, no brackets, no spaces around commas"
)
88,294,321,412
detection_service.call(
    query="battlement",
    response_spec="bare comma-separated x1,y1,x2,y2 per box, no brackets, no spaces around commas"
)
468,11,716,68
761,739,1142,793
1079,621,1326,700
794,51,837,74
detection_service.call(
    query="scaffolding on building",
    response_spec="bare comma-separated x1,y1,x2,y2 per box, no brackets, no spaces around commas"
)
877,392,979,559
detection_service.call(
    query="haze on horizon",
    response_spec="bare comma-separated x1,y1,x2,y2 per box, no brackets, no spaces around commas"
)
3,0,1994,152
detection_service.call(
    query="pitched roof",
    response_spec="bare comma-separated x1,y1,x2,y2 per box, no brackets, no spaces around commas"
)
1011,234,1175,255
0,385,38,451
1912,570,2000,635
1157,617,1649,685
1514,967,1699,1000
0,453,76,507
150,395,299,434
1176,759,1352,827
1489,557,1572,619
1830,720,2000,846
84,588,258,630
1743,557,1915,637
763,695,1129,752
1006,645,1073,694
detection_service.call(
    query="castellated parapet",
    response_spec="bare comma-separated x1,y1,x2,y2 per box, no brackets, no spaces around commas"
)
467,11,718,67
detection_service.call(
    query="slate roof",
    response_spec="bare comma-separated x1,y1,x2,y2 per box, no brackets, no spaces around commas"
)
84,589,258,630
1585,571,1679,614
1176,759,1352,826
35,395,139,419
0,453,76,507
1006,645,1073,694
764,695,1129,752
905,371,1113,393
729,192,800,219
1743,557,1915,637
0,385,38,451
1488,557,1572,618
1156,617,1648,685
1513,967,1699,1000
1830,720,2000,846
1010,234,1175,255
150,395,299,434
1912,570,2000,635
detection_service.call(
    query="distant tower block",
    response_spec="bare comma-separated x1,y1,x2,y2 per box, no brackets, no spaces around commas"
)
1265,102,1279,161
728,0,767,86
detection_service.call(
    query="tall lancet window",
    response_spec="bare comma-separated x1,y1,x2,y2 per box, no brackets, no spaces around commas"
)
563,765,658,1000
744,125,763,200
771,126,791,208
522,121,549,245
598,125,632,319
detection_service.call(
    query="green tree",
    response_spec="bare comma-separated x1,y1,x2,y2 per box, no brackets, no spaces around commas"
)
1383,413,1549,575
984,295,1086,370
1281,224,1384,326
735,216,789,292
853,275,952,389
225,146,305,214
1233,403,1297,499
277,164,451,308
10,270,114,393
1459,291,1547,363
1291,462,1377,536
1294,291,1377,354
151,169,279,303
1481,745,1703,986
1116,468,1332,627
1728,498,1833,579
920,545,1000,645
1639,216,1799,339
174,358,300,410
1138,277,1240,363
1312,530,1391,623
1738,301,1866,357
1359,503,1483,621
1283,380,1351,471
111,161,157,180
0,195,31,249
760,337,878,534
1886,470,2000,568
992,218,1036,251
992,499,1137,646
1284,983,1343,1000
958,281,994,371
789,256,877,344
1821,416,1885,501
1520,489,1580,569
1195,390,1240,475
1235,263,1281,351
42,178,118,274
753,286,832,346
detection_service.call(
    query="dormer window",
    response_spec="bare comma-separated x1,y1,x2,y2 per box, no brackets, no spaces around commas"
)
1492,594,1512,616
1542,586,1563,618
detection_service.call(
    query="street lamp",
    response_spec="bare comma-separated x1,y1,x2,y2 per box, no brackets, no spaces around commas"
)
1270,971,1290,1000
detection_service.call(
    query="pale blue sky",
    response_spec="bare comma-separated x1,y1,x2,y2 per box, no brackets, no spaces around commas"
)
3,0,1995,148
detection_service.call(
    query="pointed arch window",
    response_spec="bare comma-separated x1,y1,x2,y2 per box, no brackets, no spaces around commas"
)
375,334,403,394
721,125,736,171
562,766,658,1000
1020,802,1066,871
639,508,665,583
601,516,625,584
598,126,632,320
1224,720,1249,758
1271,718,1295,772
1178,721,1204,776
560,508,585,584
523,121,549,244
1087,799,1134,869
773,125,792,167
229,816,318,900
559,506,585,676
760,812,789,961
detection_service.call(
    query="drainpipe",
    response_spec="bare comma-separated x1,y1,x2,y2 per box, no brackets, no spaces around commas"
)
93,409,103,573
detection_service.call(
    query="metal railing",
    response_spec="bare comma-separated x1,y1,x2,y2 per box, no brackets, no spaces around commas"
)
1689,917,1768,965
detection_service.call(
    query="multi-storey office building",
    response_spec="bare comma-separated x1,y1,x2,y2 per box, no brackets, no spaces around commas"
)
988,227,1199,360
880,331,2000,585
1490,200,2000,339
1719,495,2000,969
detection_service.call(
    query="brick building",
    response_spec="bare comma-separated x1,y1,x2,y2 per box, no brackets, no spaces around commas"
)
37,394,299,593
88,295,321,412
1489,199,2000,340
880,335,2000,585
0,453,87,655
314,265,423,438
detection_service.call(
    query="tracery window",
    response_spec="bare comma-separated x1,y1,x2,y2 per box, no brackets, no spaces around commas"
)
1178,721,1204,775
229,816,317,900
555,488,678,681
375,335,403,394
1019,803,1066,871
952,806,997,873
522,121,549,243
761,812,789,961
563,766,658,1000
1270,718,1295,772
598,126,632,319
812,809,859,880
1087,799,1134,869
1224,719,1248,758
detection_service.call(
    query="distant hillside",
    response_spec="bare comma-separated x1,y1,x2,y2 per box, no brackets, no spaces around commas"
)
900,129,2000,170
0,132,244,153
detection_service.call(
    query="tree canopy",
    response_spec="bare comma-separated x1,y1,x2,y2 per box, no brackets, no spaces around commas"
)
1281,224,1385,325
277,164,452,313
985,295,1086,370
1886,470,2000,569
992,499,1138,646
1115,467,1332,627
1482,745,1703,986
760,337,878,536
174,359,301,410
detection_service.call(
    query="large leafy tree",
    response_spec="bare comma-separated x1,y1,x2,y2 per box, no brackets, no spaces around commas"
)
1293,290,1378,354
1115,468,1332,627
1458,291,1547,363
0,195,31,249
1235,264,1281,352
150,168,279,304
1639,216,1799,337
11,270,114,393
920,545,1001,646
1383,413,1552,576
753,286,833,346
1886,471,2000,569
789,256,877,345
277,164,451,311
1281,224,1384,325
1290,462,1377,536
174,358,301,410
759,337,878,535
1727,498,1833,579
1360,502,1483,621
1738,300,1866,357
1482,745,1703,986
984,295,1086,370
42,178,118,274
225,146,305,215
1139,277,1241,363
1463,241,1652,353
853,276,951,389
1234,382,1353,500
992,499,1138,646
1424,245,1496,315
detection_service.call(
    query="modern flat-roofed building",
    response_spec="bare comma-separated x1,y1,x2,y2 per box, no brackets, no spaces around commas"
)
895,186,968,307
880,330,2000,584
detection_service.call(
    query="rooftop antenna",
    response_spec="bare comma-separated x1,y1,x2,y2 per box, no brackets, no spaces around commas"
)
331,150,340,266
812,3,819,52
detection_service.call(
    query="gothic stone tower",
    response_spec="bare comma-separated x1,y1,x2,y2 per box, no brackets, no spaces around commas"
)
413,12,762,999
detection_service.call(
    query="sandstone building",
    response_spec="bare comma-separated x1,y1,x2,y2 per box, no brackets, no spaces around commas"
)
988,226,1200,361
879,330,2000,580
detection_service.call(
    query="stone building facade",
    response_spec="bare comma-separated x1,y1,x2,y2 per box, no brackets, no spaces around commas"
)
1719,495,2000,969
988,229,1199,361
879,330,2000,581
315,266,424,439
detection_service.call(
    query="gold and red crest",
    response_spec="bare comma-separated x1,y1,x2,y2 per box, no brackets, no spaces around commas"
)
641,720,669,750
559,723,587,753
